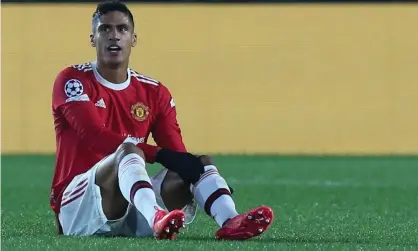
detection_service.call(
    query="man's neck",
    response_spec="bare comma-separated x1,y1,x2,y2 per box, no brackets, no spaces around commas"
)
96,61,129,84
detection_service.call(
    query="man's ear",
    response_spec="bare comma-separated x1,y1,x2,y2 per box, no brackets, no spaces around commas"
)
132,33,138,47
90,33,95,47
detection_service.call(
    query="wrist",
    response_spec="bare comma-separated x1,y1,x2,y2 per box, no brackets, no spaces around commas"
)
134,144,160,164
155,148,168,163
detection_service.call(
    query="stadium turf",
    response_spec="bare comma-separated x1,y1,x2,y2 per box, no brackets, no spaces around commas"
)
2,155,418,251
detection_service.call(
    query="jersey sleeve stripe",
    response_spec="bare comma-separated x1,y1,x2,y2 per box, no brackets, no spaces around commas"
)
138,75,158,83
130,70,159,85
139,78,159,86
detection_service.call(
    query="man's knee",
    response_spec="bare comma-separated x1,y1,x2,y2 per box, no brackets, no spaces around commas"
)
115,143,145,164
198,155,234,194
160,154,214,209
95,143,145,186
199,155,215,166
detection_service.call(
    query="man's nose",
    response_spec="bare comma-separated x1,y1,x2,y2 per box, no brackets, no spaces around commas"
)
108,29,120,41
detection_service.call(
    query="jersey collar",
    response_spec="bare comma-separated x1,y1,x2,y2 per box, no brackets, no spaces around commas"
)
91,61,131,91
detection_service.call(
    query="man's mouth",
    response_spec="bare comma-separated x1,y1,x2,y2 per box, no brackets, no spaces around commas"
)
107,45,122,52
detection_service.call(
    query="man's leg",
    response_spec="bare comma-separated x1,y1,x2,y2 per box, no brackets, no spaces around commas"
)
159,170,193,211
151,169,198,225
94,142,185,239
157,155,274,240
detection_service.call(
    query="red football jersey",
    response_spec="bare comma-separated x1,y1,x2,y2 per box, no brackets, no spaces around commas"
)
50,61,186,214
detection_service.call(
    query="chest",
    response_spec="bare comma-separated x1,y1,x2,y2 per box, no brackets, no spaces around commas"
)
89,85,157,138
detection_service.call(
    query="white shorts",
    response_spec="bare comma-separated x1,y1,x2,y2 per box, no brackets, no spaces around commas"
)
58,158,197,237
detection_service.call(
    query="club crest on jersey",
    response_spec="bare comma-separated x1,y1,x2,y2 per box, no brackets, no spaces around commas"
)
131,102,149,122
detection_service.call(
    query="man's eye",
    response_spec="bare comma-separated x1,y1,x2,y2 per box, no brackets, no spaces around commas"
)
99,27,110,32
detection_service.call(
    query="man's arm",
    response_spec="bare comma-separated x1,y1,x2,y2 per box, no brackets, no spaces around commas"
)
53,69,159,162
151,84,187,152
150,84,235,192
61,102,159,162
53,68,207,184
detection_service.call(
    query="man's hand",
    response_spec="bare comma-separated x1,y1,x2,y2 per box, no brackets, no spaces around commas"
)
155,149,204,184
155,149,235,194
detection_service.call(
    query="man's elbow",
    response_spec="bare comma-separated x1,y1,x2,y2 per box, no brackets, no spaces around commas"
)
76,125,102,147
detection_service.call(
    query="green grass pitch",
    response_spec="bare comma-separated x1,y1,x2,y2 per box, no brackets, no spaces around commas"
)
2,155,418,251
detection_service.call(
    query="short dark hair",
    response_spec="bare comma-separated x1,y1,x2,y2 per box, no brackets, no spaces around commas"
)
92,0,135,28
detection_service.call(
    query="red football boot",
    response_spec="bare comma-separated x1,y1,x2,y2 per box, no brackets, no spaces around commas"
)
153,209,186,240
216,206,274,240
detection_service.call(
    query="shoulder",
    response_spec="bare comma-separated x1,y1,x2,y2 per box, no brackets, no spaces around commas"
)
129,69,173,95
130,69,160,88
56,62,93,80
55,62,94,86
53,63,94,98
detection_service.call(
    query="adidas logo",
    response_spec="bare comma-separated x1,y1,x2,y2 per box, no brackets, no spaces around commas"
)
95,98,106,108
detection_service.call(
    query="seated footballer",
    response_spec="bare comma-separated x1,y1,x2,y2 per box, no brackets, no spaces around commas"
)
50,0,274,240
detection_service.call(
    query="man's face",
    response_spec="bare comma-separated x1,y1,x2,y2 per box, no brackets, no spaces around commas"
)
91,11,136,67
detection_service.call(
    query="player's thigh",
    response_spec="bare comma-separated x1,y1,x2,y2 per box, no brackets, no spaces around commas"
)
94,154,129,220
59,157,131,236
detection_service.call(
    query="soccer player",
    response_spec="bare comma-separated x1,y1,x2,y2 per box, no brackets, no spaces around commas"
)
50,0,274,240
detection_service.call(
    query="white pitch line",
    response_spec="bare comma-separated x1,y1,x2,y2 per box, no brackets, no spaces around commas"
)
226,178,416,188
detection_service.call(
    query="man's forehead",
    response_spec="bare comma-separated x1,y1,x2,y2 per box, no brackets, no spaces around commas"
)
98,11,130,25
